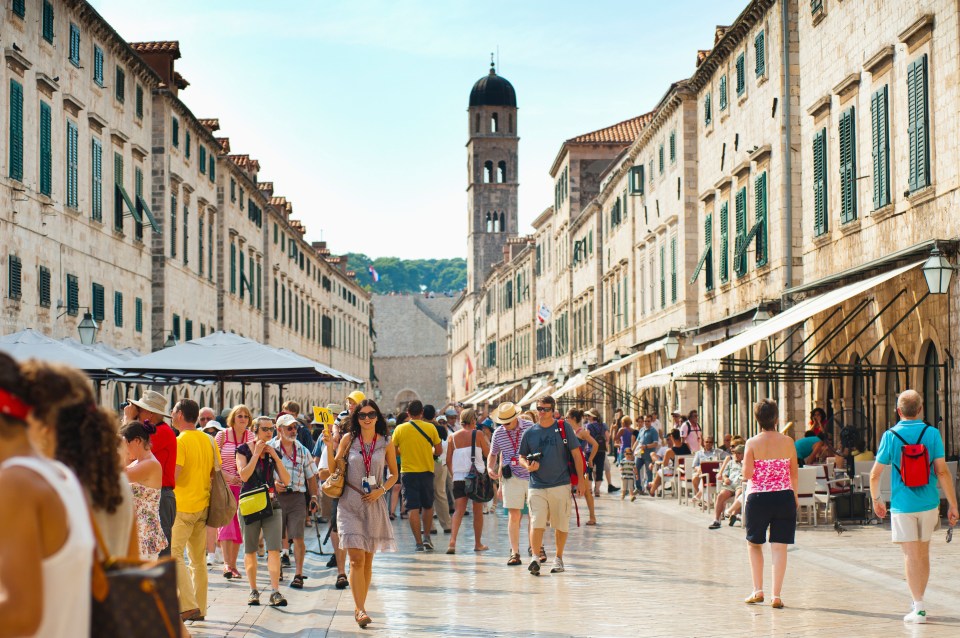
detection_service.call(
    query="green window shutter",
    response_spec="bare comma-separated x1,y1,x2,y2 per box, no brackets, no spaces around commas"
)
871,85,890,209
134,167,144,241
755,172,768,266
170,195,177,257
207,218,213,281
239,251,245,301
135,297,143,332
39,101,52,196
114,291,123,327
755,31,765,77
135,85,143,119
629,165,644,194
12,0,24,18
93,46,104,86
185,131,191,158
172,118,179,147
704,92,712,125
670,237,677,303
705,215,714,290
813,128,828,236
7,255,21,300
42,1,54,42
199,146,206,174
198,215,203,275
230,243,236,293
38,266,51,307
92,283,104,321
69,23,80,65
659,246,666,309
659,144,664,173
115,67,125,103
185,319,193,342
66,274,79,316
230,178,236,202
734,188,748,277
209,155,215,182
113,152,124,231
91,138,102,221
839,106,857,223
907,55,930,192
256,262,262,310
66,121,78,208
811,0,823,12
719,75,728,111
172,314,180,340
9,80,23,181
669,131,676,162
182,203,188,265
736,53,746,95
719,202,729,282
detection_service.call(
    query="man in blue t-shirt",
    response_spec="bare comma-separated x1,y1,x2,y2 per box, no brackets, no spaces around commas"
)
870,389,958,625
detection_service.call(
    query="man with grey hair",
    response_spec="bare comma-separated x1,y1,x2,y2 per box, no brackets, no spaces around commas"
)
870,389,959,624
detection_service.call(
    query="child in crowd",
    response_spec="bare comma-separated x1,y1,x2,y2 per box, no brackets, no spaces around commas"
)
621,447,638,501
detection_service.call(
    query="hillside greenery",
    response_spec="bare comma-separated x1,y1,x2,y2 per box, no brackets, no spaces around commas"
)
345,253,466,294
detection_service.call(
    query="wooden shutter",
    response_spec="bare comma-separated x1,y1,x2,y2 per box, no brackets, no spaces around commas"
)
170,195,177,257
38,266,51,307
92,283,105,321
114,291,123,327
94,46,103,86
839,107,857,223
813,128,828,236
172,118,179,147
66,274,79,316
705,214,714,290
135,297,143,332
9,80,23,181
754,172,768,266
736,53,745,95
91,138,102,221
69,23,80,65
871,86,890,209
7,256,21,300
66,121,78,208
230,243,236,293
670,237,677,303
907,55,929,192
42,1,54,42
39,101,52,196
704,93,712,125
734,188,748,276
755,31,765,77
659,245,666,309
719,202,729,282
719,75,727,110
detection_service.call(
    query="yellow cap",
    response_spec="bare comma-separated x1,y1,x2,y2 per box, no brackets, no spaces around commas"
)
346,390,366,406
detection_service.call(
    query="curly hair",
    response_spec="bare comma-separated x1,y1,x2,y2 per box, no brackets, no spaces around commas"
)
0,352,29,432
19,361,124,514
348,399,388,439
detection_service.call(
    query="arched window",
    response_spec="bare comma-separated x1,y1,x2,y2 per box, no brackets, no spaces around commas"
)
485,212,492,232
499,212,506,232
483,161,493,184
923,344,941,427
883,350,902,428
491,112,499,133
497,161,506,183
474,113,480,133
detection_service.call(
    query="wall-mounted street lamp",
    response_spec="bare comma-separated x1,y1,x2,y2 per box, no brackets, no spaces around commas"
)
77,311,99,345
663,334,680,360
922,248,954,295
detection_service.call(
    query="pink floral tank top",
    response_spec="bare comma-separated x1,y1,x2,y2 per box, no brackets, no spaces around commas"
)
751,458,792,492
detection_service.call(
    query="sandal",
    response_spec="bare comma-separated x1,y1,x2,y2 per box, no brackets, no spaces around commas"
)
507,553,522,566
585,520,597,526
335,574,349,590
355,610,371,628
389,513,396,521
223,569,233,580
538,547,547,563
446,546,456,555
290,574,305,589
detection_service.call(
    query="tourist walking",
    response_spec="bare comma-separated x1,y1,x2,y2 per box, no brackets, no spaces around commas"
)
585,410,615,495
742,399,798,610
391,400,442,551
271,414,320,590
487,403,534,565
171,399,221,621
869,389,959,624
215,405,255,580
519,395,587,576
633,416,660,490
0,354,95,638
681,409,703,453
236,416,290,607
317,422,349,590
432,410,453,535
120,420,168,559
329,399,398,627
445,408,491,553
568,409,599,525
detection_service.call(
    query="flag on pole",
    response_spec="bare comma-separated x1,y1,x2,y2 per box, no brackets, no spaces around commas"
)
368,265,380,282
537,303,551,324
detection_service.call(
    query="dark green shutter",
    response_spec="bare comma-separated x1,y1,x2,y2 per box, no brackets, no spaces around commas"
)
92,283,104,321
113,153,123,231
207,219,213,281
734,188,747,277
114,291,123,327
199,146,206,174
172,314,180,340
755,31,765,77
12,0,24,18
736,53,745,95
42,1,54,42
705,215,714,290
239,251,245,301
198,215,204,275
66,121,78,208
907,55,929,192
66,274,79,316
182,203,188,265
9,80,23,181
39,101,52,196
93,46,104,86
209,155,215,182
135,297,143,332
134,167,144,241
185,320,193,341
230,243,236,293
7,255,21,300
91,138,102,221
670,237,677,303
659,144,664,173
755,172,768,266
38,266,51,307
669,131,676,162
839,106,857,223
185,131,191,158
719,75,728,111
659,246,666,308
170,195,177,257
813,128,828,236
704,93,712,125
115,67,125,103
136,86,143,119
719,201,729,282
871,85,890,209
69,23,80,65
172,118,179,147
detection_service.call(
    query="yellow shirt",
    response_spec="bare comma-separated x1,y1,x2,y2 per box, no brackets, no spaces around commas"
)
391,420,440,473
174,429,222,514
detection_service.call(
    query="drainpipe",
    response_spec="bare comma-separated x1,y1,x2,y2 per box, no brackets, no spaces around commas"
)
781,0,794,293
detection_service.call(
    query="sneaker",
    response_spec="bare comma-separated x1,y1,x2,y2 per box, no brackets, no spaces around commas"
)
550,557,565,573
729,514,739,527
708,521,721,529
430,528,438,535
630,493,636,502
248,590,260,606
607,485,621,493
415,544,425,552
213,547,223,564
269,591,287,607
207,553,213,566
281,553,291,567
422,540,434,551
903,609,927,624
528,558,541,576
325,555,337,568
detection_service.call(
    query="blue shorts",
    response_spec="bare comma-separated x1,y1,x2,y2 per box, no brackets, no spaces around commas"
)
401,472,435,512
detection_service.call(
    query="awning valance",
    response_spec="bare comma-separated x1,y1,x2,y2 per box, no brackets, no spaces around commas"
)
553,373,588,400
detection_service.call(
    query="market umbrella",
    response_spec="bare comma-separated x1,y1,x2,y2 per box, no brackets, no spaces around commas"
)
0,329,120,380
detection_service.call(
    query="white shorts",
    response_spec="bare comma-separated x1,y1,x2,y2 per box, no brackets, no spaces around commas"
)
891,508,940,543
501,476,528,510
528,485,572,533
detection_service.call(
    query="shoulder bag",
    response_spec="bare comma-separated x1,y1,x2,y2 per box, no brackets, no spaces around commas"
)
464,430,494,503
321,434,351,499
410,420,441,460
238,449,276,523
206,433,238,528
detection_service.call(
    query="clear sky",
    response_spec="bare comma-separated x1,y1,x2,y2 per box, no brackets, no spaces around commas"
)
93,0,748,260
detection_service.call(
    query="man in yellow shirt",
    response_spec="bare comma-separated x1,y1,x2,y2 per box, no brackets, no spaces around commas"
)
171,399,222,621
392,400,442,551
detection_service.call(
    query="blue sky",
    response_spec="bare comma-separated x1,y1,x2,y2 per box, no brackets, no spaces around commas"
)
94,0,747,260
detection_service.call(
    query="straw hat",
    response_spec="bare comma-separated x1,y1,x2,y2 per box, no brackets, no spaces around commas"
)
779,421,795,436
491,402,521,425
129,390,171,418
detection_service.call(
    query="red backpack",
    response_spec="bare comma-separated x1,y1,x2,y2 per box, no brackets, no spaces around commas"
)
555,419,585,487
890,425,933,488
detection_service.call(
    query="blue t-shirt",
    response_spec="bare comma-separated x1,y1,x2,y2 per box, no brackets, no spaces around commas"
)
876,420,945,514
519,420,583,489
795,436,817,460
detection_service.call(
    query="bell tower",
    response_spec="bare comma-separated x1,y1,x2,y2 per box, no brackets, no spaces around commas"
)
466,59,518,294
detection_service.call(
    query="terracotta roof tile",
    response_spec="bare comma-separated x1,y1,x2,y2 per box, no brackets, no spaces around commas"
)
696,49,712,68
215,137,230,154
269,196,287,207
129,41,181,57
173,72,189,89
198,118,220,132
566,112,655,145
227,154,260,173
714,25,730,46
257,182,274,192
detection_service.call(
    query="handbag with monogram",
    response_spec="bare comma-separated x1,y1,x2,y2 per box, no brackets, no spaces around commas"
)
206,433,237,528
464,430,494,503
321,434,351,499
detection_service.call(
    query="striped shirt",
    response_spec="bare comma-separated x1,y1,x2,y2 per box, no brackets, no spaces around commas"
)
215,427,254,478
490,419,534,480
269,439,317,493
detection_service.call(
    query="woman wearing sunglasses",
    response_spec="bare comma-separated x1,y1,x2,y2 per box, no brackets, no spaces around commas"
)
329,399,398,627
215,405,255,579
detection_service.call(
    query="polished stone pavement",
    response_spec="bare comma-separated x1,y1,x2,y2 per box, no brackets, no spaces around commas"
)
189,485,960,637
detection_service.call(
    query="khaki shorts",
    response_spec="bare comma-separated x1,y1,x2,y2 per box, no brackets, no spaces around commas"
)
501,476,528,511
528,485,572,533
891,508,940,543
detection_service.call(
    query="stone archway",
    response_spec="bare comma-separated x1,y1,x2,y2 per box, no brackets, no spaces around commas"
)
394,389,420,414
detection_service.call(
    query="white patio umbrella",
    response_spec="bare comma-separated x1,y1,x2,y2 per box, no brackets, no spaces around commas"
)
0,329,120,379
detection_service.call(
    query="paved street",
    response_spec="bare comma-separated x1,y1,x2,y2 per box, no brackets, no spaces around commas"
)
190,484,960,637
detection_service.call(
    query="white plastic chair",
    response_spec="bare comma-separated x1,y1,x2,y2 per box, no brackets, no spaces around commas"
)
676,456,695,505
797,467,819,525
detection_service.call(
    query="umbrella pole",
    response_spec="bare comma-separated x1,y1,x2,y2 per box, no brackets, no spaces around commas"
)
279,384,285,410
219,380,225,411
261,383,268,416
95,380,102,404
241,382,247,404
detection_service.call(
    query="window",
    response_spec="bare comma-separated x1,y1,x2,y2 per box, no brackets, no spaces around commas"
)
670,236,677,303
483,160,492,183
113,153,124,232
66,121,78,208
185,131,191,158
185,319,193,342
135,85,143,119
66,274,79,316
692,215,714,291
170,195,177,257
182,203,188,265
754,172,768,266
199,146,206,174
12,0,24,18
669,131,676,163
8,80,23,181
230,178,236,202
135,297,143,332
39,101,52,196
813,127,828,236
134,167,144,241
907,55,930,192
114,291,123,327
755,30,765,77
736,52,746,96
69,23,80,66
172,118,179,147
734,187,747,277
322,315,333,347
7,255,21,300
115,67,125,103
659,245,666,309
172,314,181,340
491,112,498,133
629,166,644,195
719,74,728,111
93,46,104,87
704,92,712,125
91,138,102,221
207,217,213,281
229,243,236,294
871,85,890,209
719,201,729,282
92,283,105,321
497,160,506,183
811,0,823,13
41,1,54,43
38,265,51,306
838,106,857,223
659,144,664,174
209,155,215,182
198,215,204,275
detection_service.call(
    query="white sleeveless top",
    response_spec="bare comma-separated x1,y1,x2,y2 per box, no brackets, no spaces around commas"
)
2,457,93,638
451,433,486,481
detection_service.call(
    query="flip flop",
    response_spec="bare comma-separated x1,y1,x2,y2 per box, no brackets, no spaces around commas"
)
446,547,456,554
474,545,489,552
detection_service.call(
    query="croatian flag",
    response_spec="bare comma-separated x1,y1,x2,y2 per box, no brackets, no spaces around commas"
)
537,303,551,324
368,265,380,282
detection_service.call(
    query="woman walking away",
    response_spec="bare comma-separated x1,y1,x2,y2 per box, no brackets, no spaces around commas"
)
121,421,168,559
330,399,398,627
0,354,94,638
236,416,290,607
216,405,255,579
742,399,798,609
568,409,598,525
446,408,491,553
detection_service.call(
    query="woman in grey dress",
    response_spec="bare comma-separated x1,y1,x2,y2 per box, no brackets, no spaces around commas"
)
330,399,398,628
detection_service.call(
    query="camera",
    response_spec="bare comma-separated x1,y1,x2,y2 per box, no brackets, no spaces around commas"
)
120,401,130,409
501,464,513,479
525,451,543,463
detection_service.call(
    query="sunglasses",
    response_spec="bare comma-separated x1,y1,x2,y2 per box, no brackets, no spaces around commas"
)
258,426,276,433
536,407,552,413
199,417,212,422
358,411,378,420
236,414,250,419
282,425,297,431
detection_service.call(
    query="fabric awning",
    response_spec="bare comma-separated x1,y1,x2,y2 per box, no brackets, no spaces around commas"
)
587,349,644,379
484,381,522,404
458,388,485,404
553,372,588,400
636,260,923,388
516,379,546,405
469,385,502,404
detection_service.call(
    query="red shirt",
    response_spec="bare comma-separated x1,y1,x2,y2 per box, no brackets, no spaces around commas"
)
152,422,178,488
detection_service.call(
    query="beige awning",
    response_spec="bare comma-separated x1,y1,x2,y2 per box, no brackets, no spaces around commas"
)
553,372,588,400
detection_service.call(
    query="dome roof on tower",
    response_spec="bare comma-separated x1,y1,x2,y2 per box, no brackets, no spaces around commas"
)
469,63,517,108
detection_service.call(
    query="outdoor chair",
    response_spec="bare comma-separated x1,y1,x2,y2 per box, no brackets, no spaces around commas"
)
797,467,819,525
676,456,695,505
698,460,722,513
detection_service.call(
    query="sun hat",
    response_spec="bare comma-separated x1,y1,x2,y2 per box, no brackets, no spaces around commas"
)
436,414,448,423
276,414,298,429
584,409,599,419
444,407,458,418
129,390,171,418
491,402,522,425
326,403,343,415
670,409,683,416
202,421,225,433
346,390,366,405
